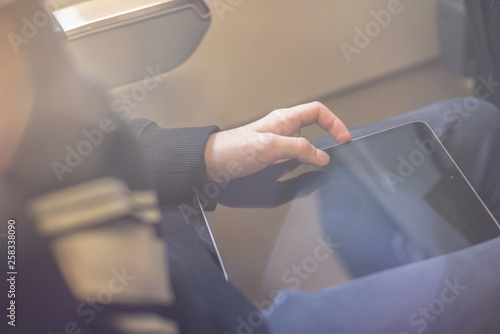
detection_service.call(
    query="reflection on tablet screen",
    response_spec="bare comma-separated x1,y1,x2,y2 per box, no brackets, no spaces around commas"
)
206,121,499,304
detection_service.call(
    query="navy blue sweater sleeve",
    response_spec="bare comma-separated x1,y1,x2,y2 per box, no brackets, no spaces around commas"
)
130,118,220,205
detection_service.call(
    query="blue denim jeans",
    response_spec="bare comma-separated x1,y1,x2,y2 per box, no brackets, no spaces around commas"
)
264,98,500,334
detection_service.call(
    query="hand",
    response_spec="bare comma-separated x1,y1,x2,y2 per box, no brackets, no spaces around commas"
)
204,101,351,182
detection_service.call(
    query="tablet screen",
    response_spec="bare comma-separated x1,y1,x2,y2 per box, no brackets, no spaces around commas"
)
205,121,500,304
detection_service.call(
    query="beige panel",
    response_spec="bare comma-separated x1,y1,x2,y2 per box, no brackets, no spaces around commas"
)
110,0,439,129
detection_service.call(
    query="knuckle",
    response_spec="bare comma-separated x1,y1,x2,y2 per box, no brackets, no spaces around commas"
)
258,133,275,147
253,133,276,164
271,108,285,116
311,101,325,110
272,108,286,121
269,109,287,132
296,137,311,152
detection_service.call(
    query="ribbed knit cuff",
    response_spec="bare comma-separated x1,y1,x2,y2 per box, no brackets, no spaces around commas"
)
131,119,220,206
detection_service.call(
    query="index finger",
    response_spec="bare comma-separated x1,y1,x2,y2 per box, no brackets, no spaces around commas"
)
287,101,352,143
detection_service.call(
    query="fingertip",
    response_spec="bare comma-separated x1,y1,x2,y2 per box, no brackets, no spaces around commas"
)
316,149,330,166
327,117,352,144
339,131,353,143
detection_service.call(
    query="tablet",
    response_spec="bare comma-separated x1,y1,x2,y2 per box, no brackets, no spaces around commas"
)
201,121,500,305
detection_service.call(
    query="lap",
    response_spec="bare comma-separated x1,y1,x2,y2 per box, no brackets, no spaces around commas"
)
265,236,500,334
